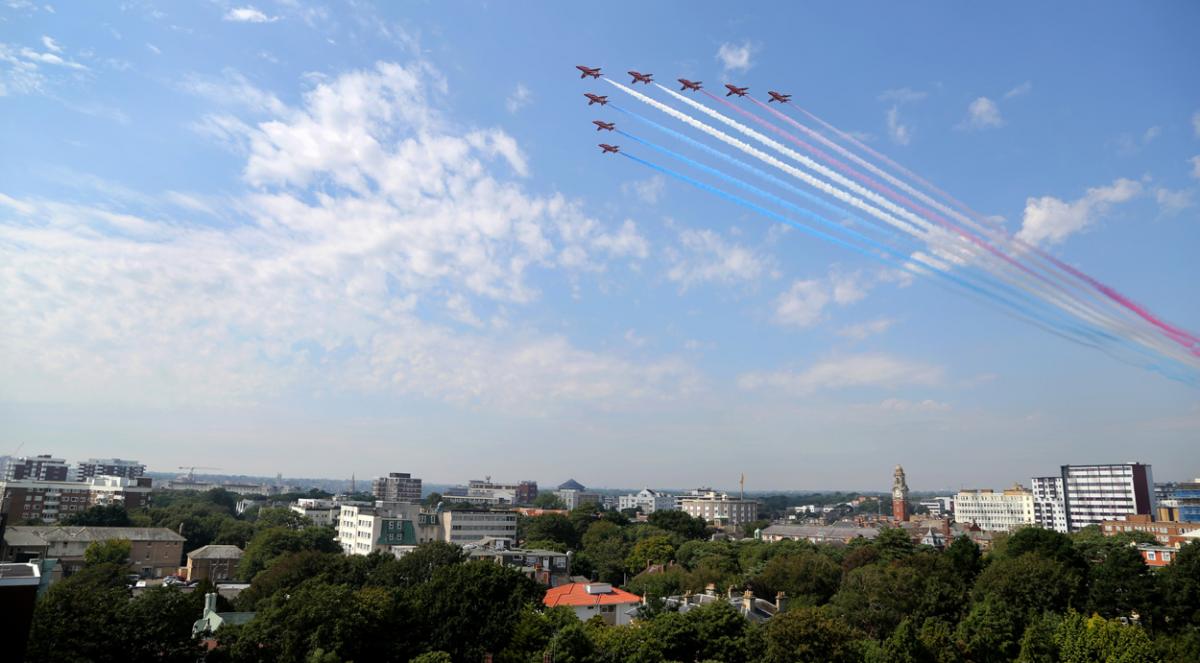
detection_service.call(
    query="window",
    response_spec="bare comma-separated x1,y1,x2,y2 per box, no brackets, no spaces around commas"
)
1146,551,1157,561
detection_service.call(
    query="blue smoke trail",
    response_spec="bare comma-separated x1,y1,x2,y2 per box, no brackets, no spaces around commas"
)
617,150,1199,386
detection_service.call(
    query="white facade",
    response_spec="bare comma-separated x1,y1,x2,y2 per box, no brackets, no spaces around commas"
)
1032,476,1069,533
680,490,759,527
953,485,1035,532
291,498,339,527
75,458,145,481
1061,463,1155,532
919,497,954,519
618,488,677,514
441,510,518,544
555,489,601,510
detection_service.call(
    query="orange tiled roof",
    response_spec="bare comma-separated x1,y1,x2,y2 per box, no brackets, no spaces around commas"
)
543,583,641,607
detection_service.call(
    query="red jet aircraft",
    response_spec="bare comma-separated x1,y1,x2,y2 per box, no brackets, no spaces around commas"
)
598,144,620,154
678,78,702,92
628,71,653,84
768,90,792,103
576,65,602,79
593,120,615,131
725,84,749,97
584,93,609,106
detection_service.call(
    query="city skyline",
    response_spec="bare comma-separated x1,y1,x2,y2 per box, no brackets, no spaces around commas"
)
2,3,1198,489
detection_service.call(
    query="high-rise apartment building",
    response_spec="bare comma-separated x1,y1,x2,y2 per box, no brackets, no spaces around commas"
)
1032,476,1069,533
1060,463,1155,532
5,455,70,482
954,484,1036,532
371,472,422,504
75,458,145,481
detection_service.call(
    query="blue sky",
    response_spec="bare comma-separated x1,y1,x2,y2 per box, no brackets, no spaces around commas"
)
1,1,1198,491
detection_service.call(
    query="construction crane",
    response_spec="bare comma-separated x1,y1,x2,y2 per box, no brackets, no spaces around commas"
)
178,466,221,481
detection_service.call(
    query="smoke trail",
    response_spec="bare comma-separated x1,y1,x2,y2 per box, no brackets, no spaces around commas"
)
617,150,1198,384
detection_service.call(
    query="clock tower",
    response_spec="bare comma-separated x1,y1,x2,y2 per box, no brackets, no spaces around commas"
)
892,465,909,522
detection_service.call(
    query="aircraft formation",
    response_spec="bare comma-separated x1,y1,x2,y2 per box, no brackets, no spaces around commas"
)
569,64,1200,386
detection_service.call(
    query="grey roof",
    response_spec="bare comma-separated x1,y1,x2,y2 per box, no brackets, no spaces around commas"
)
761,524,880,541
5,526,186,544
557,479,586,491
187,545,244,560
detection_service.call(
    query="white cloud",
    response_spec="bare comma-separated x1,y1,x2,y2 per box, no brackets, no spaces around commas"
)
224,6,277,23
880,398,951,412
885,106,912,145
505,83,532,113
716,42,755,74
1190,155,1200,180
837,317,895,340
624,329,646,348
774,270,870,329
959,96,1004,130
0,61,677,410
623,175,665,204
1003,81,1032,99
181,69,288,116
1017,178,1142,245
1143,126,1161,143
1155,187,1194,216
146,43,161,55
666,228,771,290
40,35,61,52
738,354,944,395
16,46,87,70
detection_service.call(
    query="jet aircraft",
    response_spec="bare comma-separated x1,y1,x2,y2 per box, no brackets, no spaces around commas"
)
768,91,792,103
598,144,620,154
725,84,749,97
576,65,602,79
678,78,702,92
584,93,609,106
628,71,653,84
593,120,615,131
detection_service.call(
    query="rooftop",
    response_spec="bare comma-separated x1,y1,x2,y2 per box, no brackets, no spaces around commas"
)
5,526,186,544
187,545,245,560
544,582,640,607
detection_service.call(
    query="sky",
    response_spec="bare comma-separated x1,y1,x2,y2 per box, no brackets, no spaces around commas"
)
1,1,1198,492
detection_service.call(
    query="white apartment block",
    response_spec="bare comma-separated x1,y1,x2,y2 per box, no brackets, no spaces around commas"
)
441,510,518,544
953,485,1035,532
680,490,759,527
291,498,340,527
75,458,145,481
618,488,677,514
336,502,433,556
1032,476,1069,533
372,472,422,504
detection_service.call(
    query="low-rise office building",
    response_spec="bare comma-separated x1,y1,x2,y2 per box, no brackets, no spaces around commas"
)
953,484,1035,532
680,490,759,527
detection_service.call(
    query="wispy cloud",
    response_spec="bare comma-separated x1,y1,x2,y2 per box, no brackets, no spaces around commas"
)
837,317,896,341
886,106,912,145
773,270,869,329
666,228,773,290
622,175,665,204
40,35,62,53
223,6,277,23
958,96,1004,130
738,354,944,395
1190,155,1200,180
505,82,532,113
878,87,927,103
1003,81,1032,99
1018,178,1142,245
1155,187,1194,216
716,41,756,74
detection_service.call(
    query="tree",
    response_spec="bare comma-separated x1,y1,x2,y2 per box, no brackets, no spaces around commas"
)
1053,611,1157,663
761,606,859,663
118,586,206,662
238,526,339,581
945,535,983,582
875,527,916,561
627,535,676,574
1087,543,1157,622
84,538,132,567
422,491,444,507
647,510,708,541
532,493,566,509
1160,541,1200,629
828,562,923,638
879,618,930,663
748,552,841,608
26,564,131,663
60,504,131,527
521,513,579,549
253,507,311,530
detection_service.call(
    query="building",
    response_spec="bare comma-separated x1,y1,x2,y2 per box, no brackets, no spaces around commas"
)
290,498,342,527
543,582,641,626
1032,476,1070,533
892,465,910,522
5,455,70,482
1,526,185,577
759,523,880,545
372,472,422,504
1057,463,1155,532
0,563,41,662
1156,478,1200,523
440,509,518,545
1137,544,1179,568
618,488,677,514
555,488,601,511
185,545,244,583
919,497,954,519
515,480,538,505
679,490,759,527
467,544,572,586
75,458,145,481
0,476,153,522
660,584,785,624
192,592,255,643
1100,515,1199,547
953,484,1035,532
337,502,426,556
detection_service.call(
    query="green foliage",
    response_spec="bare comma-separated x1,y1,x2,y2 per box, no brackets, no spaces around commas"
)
238,525,339,581
627,535,676,573
647,509,709,541
59,503,132,527
1087,542,1158,622
945,534,984,581
409,652,453,663
761,606,860,663
875,526,916,561
253,506,312,529
1160,541,1200,628
1053,611,1158,663
878,617,930,663
84,538,132,567
532,492,567,509
521,513,579,549
748,551,841,607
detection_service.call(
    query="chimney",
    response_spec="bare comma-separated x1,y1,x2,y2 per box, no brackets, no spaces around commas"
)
775,591,787,612
204,592,217,615
742,589,754,614
705,583,716,597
